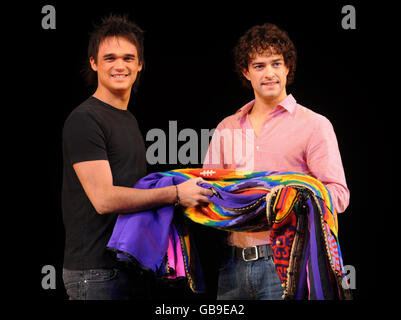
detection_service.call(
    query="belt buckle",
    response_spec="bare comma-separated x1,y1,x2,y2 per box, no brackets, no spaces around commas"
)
242,246,258,261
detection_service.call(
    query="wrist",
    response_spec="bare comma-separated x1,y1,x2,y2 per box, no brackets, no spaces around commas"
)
165,185,178,205
173,185,180,206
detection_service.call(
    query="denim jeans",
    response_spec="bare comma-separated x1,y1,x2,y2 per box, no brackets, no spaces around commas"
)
62,268,151,300
217,249,283,300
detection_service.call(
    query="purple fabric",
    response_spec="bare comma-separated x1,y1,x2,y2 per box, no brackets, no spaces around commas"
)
107,172,267,272
107,173,185,271
307,199,324,300
295,240,310,299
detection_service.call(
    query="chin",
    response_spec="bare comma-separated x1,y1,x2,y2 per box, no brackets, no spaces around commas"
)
112,83,134,91
262,93,280,100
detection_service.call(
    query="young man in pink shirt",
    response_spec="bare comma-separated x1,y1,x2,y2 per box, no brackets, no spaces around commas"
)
203,23,349,300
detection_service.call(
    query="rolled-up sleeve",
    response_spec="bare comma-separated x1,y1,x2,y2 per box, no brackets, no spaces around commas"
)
306,116,350,213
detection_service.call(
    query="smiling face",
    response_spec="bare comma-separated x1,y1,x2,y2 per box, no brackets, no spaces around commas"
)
90,36,143,97
242,52,289,104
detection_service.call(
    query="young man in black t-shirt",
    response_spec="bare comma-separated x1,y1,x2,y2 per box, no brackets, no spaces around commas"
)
62,15,212,300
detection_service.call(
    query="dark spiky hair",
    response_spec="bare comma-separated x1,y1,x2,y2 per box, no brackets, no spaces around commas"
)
83,14,145,90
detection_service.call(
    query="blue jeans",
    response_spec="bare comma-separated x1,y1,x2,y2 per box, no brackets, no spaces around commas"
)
217,249,283,300
62,268,151,300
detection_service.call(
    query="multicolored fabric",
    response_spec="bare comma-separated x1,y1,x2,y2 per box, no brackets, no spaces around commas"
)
107,168,351,299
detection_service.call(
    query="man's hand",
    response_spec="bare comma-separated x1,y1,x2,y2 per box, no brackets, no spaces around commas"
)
176,178,213,207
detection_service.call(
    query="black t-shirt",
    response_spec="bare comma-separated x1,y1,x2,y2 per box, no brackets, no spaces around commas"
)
62,96,147,270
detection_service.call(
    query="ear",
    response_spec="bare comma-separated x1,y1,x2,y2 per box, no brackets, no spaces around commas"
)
242,68,251,81
284,65,290,77
89,57,97,72
137,62,143,73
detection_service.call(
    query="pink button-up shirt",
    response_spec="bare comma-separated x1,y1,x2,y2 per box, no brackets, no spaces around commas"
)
203,94,349,247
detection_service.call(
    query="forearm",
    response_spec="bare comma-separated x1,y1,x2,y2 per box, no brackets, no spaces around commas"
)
95,185,176,215
306,117,350,213
73,160,211,215
325,183,350,214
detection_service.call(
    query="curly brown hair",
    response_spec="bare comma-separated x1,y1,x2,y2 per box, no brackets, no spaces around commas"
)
234,23,297,88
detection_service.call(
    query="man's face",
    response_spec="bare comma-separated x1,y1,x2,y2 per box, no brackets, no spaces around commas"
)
90,36,142,95
243,52,289,102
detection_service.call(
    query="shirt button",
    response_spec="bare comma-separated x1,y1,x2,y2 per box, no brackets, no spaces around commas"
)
256,145,260,150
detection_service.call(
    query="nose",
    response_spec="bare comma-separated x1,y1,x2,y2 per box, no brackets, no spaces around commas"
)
263,65,275,78
113,58,125,70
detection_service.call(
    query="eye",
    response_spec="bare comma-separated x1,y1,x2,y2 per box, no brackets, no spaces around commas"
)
273,62,282,67
124,56,137,62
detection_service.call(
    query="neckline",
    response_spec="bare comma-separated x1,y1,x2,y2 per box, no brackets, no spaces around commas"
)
90,96,130,113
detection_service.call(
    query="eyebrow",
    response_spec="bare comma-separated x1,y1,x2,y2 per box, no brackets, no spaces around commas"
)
251,58,284,66
102,53,137,59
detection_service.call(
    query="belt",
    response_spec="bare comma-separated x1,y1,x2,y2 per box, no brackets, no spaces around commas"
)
233,244,273,262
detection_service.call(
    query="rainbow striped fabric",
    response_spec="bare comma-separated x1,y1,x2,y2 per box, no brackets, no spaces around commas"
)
107,168,351,299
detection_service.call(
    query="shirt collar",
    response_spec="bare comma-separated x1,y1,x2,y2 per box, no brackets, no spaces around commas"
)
236,94,297,123
279,94,297,114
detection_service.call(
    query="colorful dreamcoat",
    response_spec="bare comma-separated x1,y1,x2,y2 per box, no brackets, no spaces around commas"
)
107,168,352,300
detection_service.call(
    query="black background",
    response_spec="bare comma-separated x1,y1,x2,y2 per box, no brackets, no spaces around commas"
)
7,0,384,309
